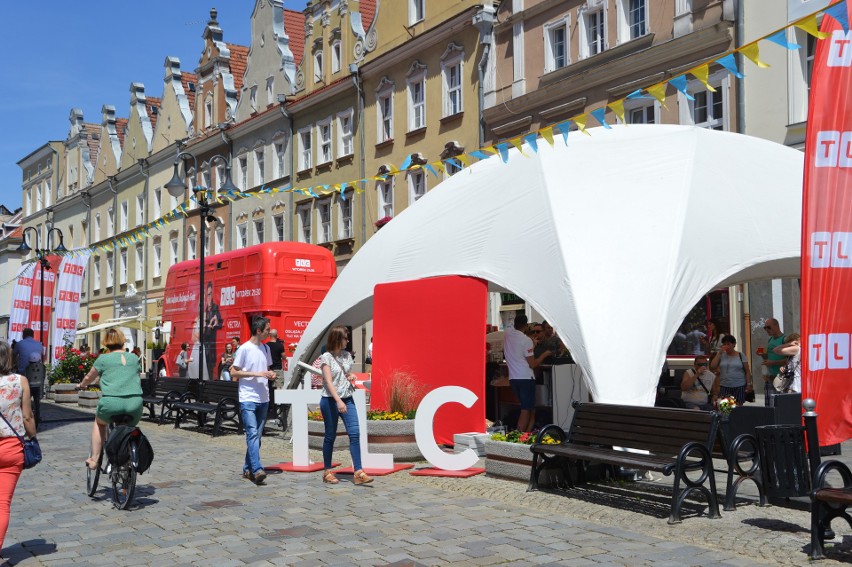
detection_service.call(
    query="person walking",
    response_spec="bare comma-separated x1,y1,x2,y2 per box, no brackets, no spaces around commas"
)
12,328,44,426
230,316,275,486
219,343,235,381
319,325,373,486
77,329,144,470
0,341,36,552
710,335,753,406
175,343,192,377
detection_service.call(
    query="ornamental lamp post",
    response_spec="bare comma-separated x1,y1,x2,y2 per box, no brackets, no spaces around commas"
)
17,226,68,351
164,151,237,379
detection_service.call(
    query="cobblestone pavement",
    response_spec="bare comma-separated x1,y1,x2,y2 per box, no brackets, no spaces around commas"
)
2,401,850,566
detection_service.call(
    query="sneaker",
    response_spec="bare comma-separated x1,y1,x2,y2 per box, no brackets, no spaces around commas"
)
253,470,267,485
242,470,255,482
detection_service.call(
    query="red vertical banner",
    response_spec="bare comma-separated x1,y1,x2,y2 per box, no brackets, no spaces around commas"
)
801,7,852,445
27,256,60,349
372,276,486,446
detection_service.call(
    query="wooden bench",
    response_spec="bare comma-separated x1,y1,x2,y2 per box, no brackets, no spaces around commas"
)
810,460,852,559
141,377,198,425
173,380,241,436
529,401,721,524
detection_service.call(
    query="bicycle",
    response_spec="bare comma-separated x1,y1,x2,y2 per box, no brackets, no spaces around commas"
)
85,414,139,510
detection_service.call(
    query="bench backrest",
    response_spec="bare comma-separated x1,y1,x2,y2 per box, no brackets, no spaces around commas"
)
568,402,719,457
198,380,239,403
154,377,197,397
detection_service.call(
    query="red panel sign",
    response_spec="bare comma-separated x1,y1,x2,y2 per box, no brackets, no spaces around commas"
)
801,7,852,445
372,276,486,446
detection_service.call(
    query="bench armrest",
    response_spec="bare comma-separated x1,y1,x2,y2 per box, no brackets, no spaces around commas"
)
535,424,566,445
814,459,852,491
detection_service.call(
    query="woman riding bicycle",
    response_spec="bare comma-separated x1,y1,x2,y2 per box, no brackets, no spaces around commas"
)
78,329,143,470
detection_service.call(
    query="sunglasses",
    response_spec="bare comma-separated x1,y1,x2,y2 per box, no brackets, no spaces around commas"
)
531,330,543,334
764,326,772,330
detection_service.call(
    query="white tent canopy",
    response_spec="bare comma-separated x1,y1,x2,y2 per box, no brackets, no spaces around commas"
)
290,125,803,405
76,316,156,337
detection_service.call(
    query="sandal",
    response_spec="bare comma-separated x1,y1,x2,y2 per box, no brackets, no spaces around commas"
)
353,470,373,485
322,471,339,484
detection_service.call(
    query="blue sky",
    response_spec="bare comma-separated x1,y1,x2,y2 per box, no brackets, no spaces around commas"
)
1,1,255,211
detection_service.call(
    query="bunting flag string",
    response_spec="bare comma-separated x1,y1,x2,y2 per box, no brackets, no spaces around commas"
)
5,0,841,290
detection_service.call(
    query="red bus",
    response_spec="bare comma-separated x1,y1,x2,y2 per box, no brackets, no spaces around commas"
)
157,242,337,378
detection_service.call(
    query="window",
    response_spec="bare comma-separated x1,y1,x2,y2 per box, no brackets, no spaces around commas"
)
254,219,265,244
215,225,224,253
441,44,464,117
314,50,324,83
238,223,248,248
93,257,101,290
408,72,426,131
339,196,353,239
409,0,425,25
299,127,313,170
153,188,162,219
377,89,394,143
318,119,333,164
135,245,143,281
266,78,274,105
250,86,258,111
80,220,88,247
153,242,162,278
625,102,656,124
169,235,178,266
136,194,144,225
203,226,210,256
204,97,213,129
120,201,128,232
318,202,331,243
202,169,211,192
274,138,288,178
255,149,265,184
106,252,114,288
187,229,197,260
274,214,285,241
299,207,312,243
25,191,31,217
378,179,394,217
581,7,606,58
445,159,462,177
35,185,42,211
544,18,569,72
239,156,248,189
44,181,51,207
119,249,127,285
628,0,647,38
108,207,115,235
337,110,354,156
94,213,101,242
331,41,341,74
409,170,426,203
681,72,729,131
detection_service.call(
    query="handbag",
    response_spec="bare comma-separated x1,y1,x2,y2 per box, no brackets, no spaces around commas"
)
773,356,798,393
0,409,41,469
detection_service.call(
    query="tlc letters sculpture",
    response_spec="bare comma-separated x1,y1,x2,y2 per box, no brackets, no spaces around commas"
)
275,384,480,472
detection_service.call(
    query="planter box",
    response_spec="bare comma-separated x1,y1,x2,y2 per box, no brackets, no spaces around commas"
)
78,390,102,408
485,439,535,482
53,383,79,404
307,418,423,462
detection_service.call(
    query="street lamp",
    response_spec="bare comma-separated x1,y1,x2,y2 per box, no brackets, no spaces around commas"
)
17,226,68,349
165,151,237,379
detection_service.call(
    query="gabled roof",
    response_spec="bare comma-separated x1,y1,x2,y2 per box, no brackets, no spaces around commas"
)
284,9,306,65
115,118,128,148
181,72,198,109
8,226,22,240
226,43,250,92
359,0,377,31
84,123,100,166
146,96,161,132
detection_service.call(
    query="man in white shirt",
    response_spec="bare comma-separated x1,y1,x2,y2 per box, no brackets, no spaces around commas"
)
230,316,275,485
503,314,551,432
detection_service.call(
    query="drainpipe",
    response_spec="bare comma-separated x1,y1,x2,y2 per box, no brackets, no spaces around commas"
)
138,158,150,354
218,124,233,250
350,63,367,365
278,95,296,241
81,189,92,331
473,3,496,147
107,176,118,318
478,44,491,148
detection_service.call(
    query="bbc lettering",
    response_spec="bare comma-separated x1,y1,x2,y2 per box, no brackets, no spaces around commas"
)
811,232,852,267
815,131,852,167
828,30,852,67
810,333,852,370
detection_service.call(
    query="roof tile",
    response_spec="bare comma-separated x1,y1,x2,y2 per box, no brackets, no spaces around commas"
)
284,9,306,66
84,123,100,168
359,0,377,31
226,43,249,92
146,96,161,132
115,118,128,148
181,72,198,109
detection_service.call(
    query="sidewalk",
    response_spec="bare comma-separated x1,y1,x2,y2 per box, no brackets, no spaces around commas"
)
3,400,850,566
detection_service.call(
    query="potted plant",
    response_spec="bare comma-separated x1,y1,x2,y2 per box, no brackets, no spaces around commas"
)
48,342,97,404
485,430,562,483
374,216,392,230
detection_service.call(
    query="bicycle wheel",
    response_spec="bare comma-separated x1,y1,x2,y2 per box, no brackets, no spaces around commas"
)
111,459,137,510
86,449,103,497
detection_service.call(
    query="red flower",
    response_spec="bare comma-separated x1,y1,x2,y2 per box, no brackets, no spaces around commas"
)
78,365,84,370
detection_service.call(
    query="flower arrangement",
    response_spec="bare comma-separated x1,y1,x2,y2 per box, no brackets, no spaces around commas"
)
374,216,392,229
47,344,97,385
490,430,559,445
717,396,738,415
307,410,323,422
382,369,425,416
307,409,415,421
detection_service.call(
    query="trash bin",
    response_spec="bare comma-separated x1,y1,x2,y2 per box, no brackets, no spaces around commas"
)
755,424,811,499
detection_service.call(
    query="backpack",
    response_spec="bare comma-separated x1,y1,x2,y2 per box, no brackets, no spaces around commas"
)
24,361,45,389
105,426,155,474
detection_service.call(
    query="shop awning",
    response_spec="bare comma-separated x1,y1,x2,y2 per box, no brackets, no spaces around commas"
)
76,317,156,336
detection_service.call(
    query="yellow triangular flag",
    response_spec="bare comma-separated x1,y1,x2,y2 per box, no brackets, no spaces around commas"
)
456,155,471,167
647,83,668,107
795,14,829,40
480,146,497,155
740,43,770,68
574,114,590,136
432,161,446,174
690,64,717,92
509,137,529,156
540,126,555,147
607,100,625,124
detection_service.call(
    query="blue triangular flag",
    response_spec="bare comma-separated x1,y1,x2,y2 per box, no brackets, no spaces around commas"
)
424,163,439,177
470,150,492,160
522,133,539,152
554,121,571,145
495,143,510,163
766,30,801,50
400,154,412,171
626,89,651,100
589,108,612,129
717,53,744,78
668,75,694,100
825,1,850,32
308,187,320,198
